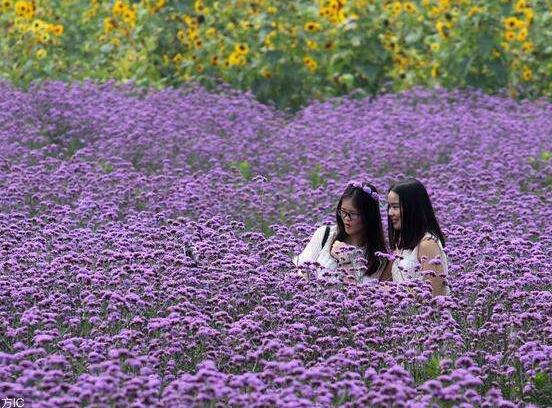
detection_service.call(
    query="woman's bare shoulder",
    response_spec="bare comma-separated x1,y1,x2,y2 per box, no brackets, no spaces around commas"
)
418,238,440,257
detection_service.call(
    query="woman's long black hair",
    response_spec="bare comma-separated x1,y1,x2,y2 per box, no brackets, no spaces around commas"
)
335,182,388,276
388,178,445,250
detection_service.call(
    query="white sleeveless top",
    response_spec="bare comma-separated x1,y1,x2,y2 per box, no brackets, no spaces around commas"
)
293,225,384,282
392,232,450,295
293,225,339,270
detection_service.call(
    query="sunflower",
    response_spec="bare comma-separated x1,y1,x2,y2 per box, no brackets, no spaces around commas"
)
35,48,47,59
522,66,532,81
263,31,276,47
304,21,321,32
113,0,125,16
236,54,246,65
436,21,448,37
172,53,183,64
504,31,516,42
205,27,216,38
182,15,192,25
234,43,249,55
514,0,527,13
303,56,317,72
31,19,44,32
123,9,136,26
468,6,482,17
53,24,64,36
16,1,34,19
404,2,417,14
319,7,331,17
228,52,240,66
517,27,528,41
503,17,520,30
103,17,115,34
521,41,534,53
306,40,318,50
391,1,402,15
194,1,204,14
14,1,26,17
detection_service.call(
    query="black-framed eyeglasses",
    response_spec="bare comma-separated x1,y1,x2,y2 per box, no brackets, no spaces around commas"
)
339,209,361,221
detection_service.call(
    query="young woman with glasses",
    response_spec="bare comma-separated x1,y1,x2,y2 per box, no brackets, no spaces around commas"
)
386,178,450,296
293,181,391,283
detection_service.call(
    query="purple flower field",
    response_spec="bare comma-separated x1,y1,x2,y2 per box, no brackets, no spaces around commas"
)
0,81,551,407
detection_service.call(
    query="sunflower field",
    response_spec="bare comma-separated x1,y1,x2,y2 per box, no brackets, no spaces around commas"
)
2,0,552,109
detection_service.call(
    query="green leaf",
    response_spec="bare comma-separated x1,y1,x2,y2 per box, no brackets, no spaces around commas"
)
534,372,549,387
365,37,387,60
478,33,494,56
356,63,379,81
230,160,253,180
330,50,354,67
22,59,33,72
425,355,440,379
489,60,508,85
309,164,325,188
265,50,284,64
458,56,473,78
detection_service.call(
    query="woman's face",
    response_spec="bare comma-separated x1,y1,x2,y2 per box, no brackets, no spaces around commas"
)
340,198,364,236
387,191,401,230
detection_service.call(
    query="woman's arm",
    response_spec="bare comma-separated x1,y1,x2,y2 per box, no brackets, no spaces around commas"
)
292,226,326,267
379,259,393,282
418,239,448,296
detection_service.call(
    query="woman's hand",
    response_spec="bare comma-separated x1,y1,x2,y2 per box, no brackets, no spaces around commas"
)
342,263,357,285
330,240,355,265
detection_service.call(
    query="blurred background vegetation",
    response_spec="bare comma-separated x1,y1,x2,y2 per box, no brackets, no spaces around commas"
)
2,0,552,110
